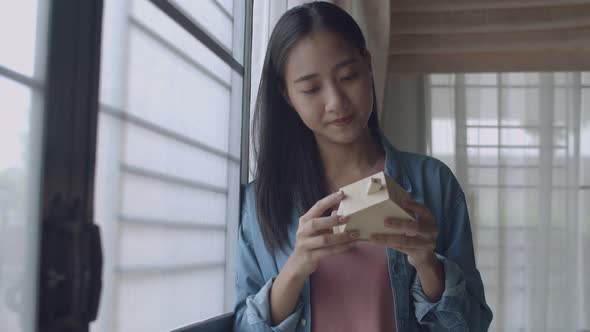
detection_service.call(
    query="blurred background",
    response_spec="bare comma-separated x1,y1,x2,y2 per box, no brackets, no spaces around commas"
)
1,0,589,331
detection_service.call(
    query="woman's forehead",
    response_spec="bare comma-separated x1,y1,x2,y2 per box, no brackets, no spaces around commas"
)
284,30,360,80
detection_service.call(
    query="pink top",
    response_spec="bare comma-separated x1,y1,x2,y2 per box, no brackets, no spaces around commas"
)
310,157,396,331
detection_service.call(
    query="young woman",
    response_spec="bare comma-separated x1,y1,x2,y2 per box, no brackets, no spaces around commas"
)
234,2,492,331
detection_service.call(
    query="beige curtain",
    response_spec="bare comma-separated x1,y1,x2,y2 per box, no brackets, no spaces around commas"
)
389,0,590,73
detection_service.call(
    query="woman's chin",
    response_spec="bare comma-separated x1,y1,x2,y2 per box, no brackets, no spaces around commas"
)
318,127,365,145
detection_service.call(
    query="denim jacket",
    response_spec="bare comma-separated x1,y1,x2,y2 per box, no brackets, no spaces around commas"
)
233,135,493,331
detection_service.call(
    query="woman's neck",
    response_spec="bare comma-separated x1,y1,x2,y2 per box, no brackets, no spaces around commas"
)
316,129,384,191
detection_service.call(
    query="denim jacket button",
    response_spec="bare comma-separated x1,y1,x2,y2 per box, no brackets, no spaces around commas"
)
300,318,306,326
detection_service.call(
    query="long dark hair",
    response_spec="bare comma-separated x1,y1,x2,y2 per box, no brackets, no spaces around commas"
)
253,1,381,253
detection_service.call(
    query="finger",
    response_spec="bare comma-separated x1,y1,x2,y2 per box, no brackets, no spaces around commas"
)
401,200,433,219
384,218,438,239
370,233,435,250
310,240,358,261
301,191,345,222
310,211,340,236
384,218,419,236
304,215,346,235
303,230,359,250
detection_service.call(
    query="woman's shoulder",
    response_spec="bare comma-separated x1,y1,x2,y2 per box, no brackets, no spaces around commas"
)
397,150,455,180
394,150,466,209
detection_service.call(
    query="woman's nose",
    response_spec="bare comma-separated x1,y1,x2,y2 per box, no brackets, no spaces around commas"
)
325,83,349,113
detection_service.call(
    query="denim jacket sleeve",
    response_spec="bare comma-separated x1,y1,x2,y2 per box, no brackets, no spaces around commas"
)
411,187,493,330
233,204,304,332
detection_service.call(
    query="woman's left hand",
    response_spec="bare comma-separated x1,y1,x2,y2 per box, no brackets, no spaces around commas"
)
369,199,439,268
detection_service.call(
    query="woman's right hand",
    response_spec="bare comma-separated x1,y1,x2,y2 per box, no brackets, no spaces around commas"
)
287,190,360,277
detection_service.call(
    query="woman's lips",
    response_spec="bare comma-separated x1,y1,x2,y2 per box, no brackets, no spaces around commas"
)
331,115,354,127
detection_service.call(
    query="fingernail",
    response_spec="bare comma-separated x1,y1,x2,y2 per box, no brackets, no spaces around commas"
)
337,190,344,196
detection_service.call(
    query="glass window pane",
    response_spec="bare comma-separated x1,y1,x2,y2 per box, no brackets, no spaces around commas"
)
429,74,455,85
501,87,539,126
117,270,224,331
582,72,590,85
553,128,566,148
468,147,498,166
0,2,47,331
0,0,42,76
468,167,498,186
475,188,498,226
582,88,590,185
430,87,455,170
501,128,539,146
467,127,498,146
553,87,568,126
466,73,496,85
120,173,227,228
553,72,572,86
551,189,567,226
0,78,43,332
127,25,231,151
500,147,539,166
124,124,229,188
501,189,539,226
119,224,225,267
217,0,234,16
171,0,234,49
503,72,539,86
131,0,233,79
466,87,497,126
501,168,539,186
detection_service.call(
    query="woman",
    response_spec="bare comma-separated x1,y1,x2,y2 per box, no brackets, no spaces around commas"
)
234,2,492,331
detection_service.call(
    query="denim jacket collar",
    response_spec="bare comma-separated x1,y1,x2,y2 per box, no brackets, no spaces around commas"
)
379,131,413,196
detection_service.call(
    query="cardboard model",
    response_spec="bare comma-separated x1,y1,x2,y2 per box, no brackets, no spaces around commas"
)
333,171,415,241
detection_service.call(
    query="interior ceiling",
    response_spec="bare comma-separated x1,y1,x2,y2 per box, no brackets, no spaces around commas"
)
388,0,590,72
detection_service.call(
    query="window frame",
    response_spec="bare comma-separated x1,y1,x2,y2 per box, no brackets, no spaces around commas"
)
26,0,254,330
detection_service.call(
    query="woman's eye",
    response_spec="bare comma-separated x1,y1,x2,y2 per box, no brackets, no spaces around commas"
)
302,87,320,95
341,72,358,81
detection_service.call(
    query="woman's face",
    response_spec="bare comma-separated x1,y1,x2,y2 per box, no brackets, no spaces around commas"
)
283,30,374,145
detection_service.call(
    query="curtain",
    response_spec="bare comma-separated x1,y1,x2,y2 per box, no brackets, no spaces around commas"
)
426,72,590,331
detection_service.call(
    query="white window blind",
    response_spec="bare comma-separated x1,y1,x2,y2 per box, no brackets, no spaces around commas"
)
93,1,247,331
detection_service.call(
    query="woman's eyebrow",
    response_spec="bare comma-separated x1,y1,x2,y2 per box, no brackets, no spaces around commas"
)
293,58,358,84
